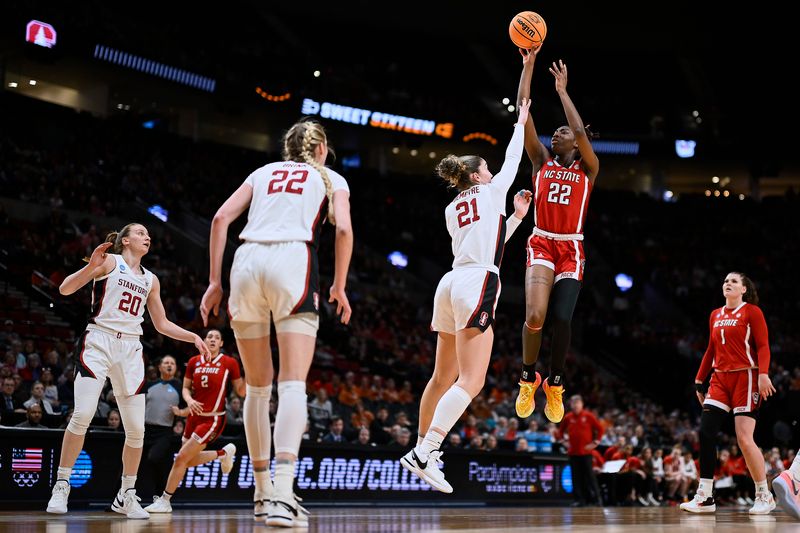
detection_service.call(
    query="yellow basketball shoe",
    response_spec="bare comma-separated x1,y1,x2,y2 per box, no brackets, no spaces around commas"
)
543,378,565,423
515,372,542,418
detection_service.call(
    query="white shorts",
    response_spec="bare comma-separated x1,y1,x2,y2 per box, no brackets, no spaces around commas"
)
431,268,501,334
229,241,319,339
75,325,145,396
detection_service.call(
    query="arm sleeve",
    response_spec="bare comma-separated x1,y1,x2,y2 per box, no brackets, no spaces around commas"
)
504,214,524,243
489,124,526,204
695,313,716,382
749,306,771,374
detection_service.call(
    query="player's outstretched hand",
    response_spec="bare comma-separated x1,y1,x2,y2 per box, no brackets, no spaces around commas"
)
329,285,352,325
200,283,223,327
513,189,533,219
88,242,113,269
549,59,568,93
193,333,211,358
758,373,776,401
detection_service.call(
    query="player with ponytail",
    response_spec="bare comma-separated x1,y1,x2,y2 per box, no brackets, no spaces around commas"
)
200,118,352,527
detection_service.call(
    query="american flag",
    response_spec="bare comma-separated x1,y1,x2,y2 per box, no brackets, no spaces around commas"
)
539,464,554,481
12,448,42,472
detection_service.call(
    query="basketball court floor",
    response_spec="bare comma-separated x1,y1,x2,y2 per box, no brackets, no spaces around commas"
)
1,506,797,532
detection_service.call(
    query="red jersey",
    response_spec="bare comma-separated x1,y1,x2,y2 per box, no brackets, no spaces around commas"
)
186,353,241,414
532,157,592,237
696,303,770,381
556,409,604,456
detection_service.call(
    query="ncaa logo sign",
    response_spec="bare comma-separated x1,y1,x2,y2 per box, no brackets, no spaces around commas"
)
26,20,57,48
752,392,760,405
479,312,489,327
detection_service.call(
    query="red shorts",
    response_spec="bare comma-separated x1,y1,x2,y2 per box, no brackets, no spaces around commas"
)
704,369,761,415
526,235,585,282
183,414,227,444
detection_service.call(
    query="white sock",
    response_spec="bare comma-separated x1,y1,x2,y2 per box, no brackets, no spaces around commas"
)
418,431,445,457
57,467,72,483
254,468,273,500
422,385,472,458
755,479,768,495
121,475,136,492
273,381,308,455
161,490,173,502
790,454,800,481
698,478,713,497
416,435,424,448
273,460,295,501
244,385,272,462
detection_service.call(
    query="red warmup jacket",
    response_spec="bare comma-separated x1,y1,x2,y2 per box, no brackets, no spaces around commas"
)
557,409,604,456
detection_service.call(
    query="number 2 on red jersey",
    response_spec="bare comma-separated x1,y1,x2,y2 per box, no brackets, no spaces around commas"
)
268,169,308,195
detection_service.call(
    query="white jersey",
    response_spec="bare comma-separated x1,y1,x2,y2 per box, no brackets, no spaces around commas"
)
239,161,350,245
88,254,153,336
447,124,525,272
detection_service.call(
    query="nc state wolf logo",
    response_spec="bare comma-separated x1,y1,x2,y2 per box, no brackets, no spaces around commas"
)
479,312,489,327
752,392,760,405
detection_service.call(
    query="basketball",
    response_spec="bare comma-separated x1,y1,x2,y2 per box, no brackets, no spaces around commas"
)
509,11,547,50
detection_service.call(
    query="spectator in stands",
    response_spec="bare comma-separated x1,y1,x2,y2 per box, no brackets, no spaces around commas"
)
382,378,400,404
322,416,346,443
515,437,529,452
664,445,689,501
107,409,123,432
2,376,24,416
485,434,499,452
43,350,63,381
354,427,373,447
226,395,244,425
369,407,392,445
19,352,42,383
40,367,60,412
308,388,333,435
398,381,414,405
557,395,604,507
683,450,699,496
56,365,74,410
389,427,411,448
338,372,359,407
350,399,374,430
16,403,46,428
467,435,485,451
356,375,377,402
446,433,462,449
24,381,56,415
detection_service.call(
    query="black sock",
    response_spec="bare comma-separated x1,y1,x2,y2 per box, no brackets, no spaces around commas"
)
521,364,538,383
549,372,564,387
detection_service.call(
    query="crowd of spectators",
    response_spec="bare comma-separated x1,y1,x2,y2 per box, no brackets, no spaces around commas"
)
1,91,799,507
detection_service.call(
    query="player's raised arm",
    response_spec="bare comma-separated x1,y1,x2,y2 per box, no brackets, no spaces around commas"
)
517,46,550,174
550,59,599,182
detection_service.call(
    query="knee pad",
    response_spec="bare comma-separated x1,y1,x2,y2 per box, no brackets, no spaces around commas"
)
124,426,145,449
274,381,307,455
66,409,93,436
700,406,726,440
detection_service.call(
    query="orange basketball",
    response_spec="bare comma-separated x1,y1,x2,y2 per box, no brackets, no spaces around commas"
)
509,11,547,50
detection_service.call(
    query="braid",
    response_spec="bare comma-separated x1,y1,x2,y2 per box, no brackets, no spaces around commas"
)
299,124,336,225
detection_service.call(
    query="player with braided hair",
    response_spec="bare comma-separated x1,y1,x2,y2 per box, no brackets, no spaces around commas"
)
201,118,352,527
